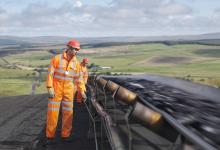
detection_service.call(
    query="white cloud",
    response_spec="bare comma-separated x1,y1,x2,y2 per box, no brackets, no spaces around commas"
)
155,3,192,15
74,1,83,8
0,0,220,36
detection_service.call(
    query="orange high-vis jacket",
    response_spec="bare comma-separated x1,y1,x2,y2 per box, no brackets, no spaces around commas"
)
46,52,86,93
76,63,88,103
80,64,88,84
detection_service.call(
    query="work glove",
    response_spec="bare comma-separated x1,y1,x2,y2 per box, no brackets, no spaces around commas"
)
47,87,55,98
81,92,87,102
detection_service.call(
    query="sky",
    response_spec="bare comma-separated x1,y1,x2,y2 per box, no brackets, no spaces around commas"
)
0,0,220,37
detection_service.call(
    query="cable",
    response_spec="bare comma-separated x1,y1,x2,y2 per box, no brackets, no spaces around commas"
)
83,92,99,150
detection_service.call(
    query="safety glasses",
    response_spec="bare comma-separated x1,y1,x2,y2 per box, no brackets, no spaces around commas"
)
70,47,79,52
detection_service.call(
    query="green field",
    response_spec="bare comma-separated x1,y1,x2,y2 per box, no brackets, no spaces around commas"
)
1,42,220,96
0,67,47,96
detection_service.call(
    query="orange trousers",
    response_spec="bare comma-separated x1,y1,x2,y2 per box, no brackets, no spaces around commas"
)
46,81,75,138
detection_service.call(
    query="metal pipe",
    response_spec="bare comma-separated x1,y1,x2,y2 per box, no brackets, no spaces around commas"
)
114,86,138,104
97,77,108,89
130,102,179,142
131,102,162,126
105,80,120,94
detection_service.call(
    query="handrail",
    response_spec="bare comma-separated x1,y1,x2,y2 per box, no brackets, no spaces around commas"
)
87,85,126,150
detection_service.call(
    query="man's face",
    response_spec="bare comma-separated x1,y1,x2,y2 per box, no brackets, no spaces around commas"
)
82,62,88,66
67,46,79,57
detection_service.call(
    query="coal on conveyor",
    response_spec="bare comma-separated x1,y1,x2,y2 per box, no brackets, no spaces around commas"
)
101,74,220,150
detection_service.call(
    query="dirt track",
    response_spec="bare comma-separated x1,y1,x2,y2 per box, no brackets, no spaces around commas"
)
0,94,47,149
0,94,96,150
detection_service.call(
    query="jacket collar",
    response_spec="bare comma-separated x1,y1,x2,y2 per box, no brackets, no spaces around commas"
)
62,51,76,62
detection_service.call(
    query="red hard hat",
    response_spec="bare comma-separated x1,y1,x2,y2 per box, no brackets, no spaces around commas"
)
82,58,89,63
67,40,80,50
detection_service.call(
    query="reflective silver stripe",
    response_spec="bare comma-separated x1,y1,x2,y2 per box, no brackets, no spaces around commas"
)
77,77,84,81
54,69,65,73
54,69,75,76
62,107,73,111
48,107,60,111
73,72,80,77
66,71,75,76
48,101,61,105
62,101,72,105
54,75,73,81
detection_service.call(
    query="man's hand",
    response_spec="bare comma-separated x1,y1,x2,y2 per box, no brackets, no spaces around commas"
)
81,92,87,102
47,87,55,98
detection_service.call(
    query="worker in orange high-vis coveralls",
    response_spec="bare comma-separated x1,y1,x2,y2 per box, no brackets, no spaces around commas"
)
76,58,89,103
46,40,87,140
